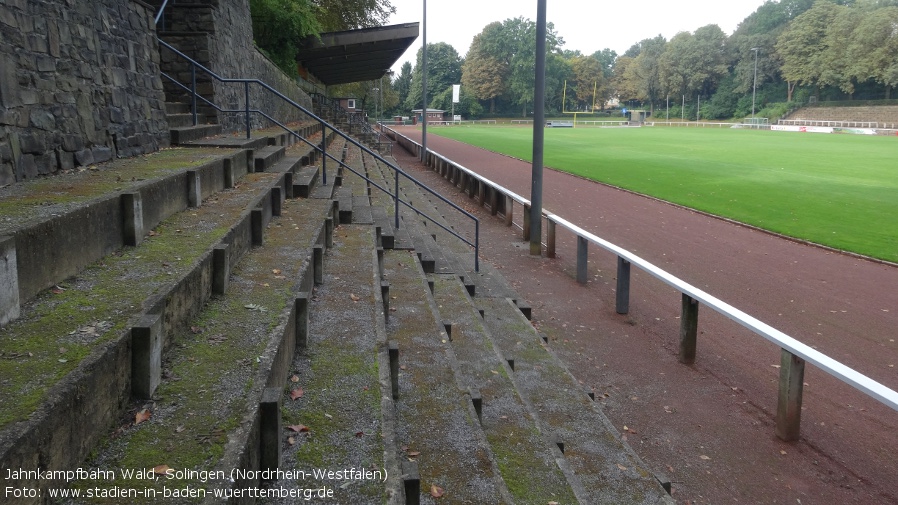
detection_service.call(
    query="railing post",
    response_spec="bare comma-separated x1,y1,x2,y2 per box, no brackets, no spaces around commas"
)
546,219,556,258
394,170,400,230
190,63,197,126
523,204,531,241
616,257,631,314
504,195,513,227
474,220,480,273
576,236,588,284
679,294,699,364
775,349,805,441
320,121,327,186
244,81,251,139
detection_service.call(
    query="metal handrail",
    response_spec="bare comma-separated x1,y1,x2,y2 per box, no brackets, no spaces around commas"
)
155,38,479,271
384,125,898,439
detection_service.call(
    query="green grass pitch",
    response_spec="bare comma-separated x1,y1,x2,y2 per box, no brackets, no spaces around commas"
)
431,125,898,263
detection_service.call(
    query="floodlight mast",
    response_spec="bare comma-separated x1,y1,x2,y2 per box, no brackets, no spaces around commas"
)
751,47,760,121
421,0,427,162
530,0,547,256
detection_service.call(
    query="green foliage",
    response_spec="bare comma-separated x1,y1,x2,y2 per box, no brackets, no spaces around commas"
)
250,0,321,75
755,101,794,121
403,42,463,112
313,0,395,31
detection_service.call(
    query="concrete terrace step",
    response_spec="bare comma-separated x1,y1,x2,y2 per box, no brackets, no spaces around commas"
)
0,147,250,318
351,196,373,225
71,197,333,503
254,145,286,173
293,165,319,198
430,274,578,504
270,224,400,504
476,297,675,504
334,186,354,225
382,248,510,504
0,166,291,495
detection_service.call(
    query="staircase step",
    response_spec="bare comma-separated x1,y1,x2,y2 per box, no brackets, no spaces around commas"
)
383,249,509,503
309,178,335,200
166,112,197,128
476,297,675,504
334,186,354,224
181,134,270,150
293,165,320,198
371,205,395,249
431,274,579,504
254,145,286,172
267,155,302,176
351,196,373,224
165,102,190,115
271,224,400,503
170,123,222,144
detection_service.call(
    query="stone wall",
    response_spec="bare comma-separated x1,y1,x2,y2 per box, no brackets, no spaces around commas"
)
0,0,170,186
156,0,313,133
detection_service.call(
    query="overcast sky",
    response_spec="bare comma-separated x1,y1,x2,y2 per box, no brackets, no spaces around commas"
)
386,0,770,72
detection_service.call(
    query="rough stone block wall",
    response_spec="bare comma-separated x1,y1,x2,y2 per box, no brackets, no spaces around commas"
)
156,0,313,133
0,0,170,187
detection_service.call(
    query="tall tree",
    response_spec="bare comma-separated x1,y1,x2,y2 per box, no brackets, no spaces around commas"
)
250,0,321,75
629,35,667,114
848,5,898,98
313,0,395,31
393,61,413,109
776,1,844,93
461,28,508,113
403,43,463,112
569,55,605,111
467,17,563,116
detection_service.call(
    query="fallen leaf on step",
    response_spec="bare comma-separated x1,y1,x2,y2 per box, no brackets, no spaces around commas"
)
699,455,711,460
430,484,444,498
290,388,304,400
407,451,420,458
617,463,628,471
290,375,300,383
350,294,360,302
272,269,282,275
355,431,364,438
287,425,309,433
153,465,170,475
135,409,152,425
287,436,296,446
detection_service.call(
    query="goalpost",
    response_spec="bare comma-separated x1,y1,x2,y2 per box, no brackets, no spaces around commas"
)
561,80,598,126
742,117,769,129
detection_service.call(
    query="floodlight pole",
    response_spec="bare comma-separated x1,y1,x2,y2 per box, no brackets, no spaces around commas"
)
751,47,759,120
421,0,427,162
530,0,547,256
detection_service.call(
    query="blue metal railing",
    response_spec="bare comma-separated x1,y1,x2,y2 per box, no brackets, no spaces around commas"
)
154,38,480,271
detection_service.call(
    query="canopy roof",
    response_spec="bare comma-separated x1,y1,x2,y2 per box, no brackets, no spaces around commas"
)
297,23,419,85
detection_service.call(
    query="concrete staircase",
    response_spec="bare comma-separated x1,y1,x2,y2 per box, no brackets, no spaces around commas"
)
0,106,673,503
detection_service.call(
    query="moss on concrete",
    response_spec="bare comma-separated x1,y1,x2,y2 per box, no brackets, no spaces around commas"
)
0,172,281,431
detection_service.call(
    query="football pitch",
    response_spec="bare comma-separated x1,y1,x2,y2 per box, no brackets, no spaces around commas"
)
430,125,898,263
